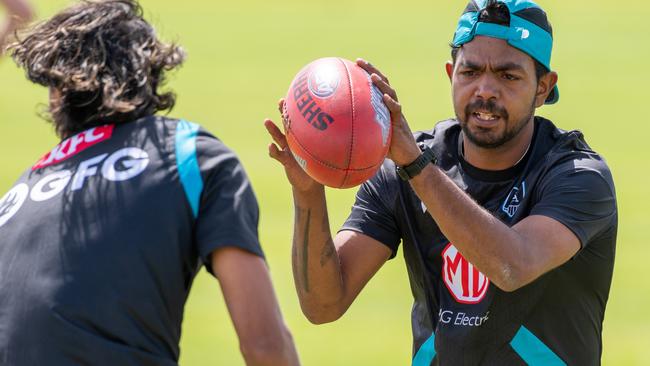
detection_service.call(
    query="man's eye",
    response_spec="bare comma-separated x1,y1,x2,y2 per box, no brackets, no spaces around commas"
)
503,73,519,80
461,70,477,77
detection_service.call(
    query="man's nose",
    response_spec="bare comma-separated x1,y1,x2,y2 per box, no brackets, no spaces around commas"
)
474,74,500,101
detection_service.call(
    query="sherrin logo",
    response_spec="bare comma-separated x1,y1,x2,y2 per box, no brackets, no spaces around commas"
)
292,71,335,131
442,243,490,304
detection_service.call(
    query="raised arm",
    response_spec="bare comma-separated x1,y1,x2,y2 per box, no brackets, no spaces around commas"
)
211,247,300,366
289,184,392,324
265,101,392,324
0,0,33,51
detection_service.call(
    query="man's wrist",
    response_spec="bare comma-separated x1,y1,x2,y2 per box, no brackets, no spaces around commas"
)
393,150,422,168
292,184,325,201
395,146,437,181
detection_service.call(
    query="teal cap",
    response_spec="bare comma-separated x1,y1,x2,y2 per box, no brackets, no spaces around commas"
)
452,0,559,104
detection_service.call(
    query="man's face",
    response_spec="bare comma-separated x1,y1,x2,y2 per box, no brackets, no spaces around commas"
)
447,36,549,149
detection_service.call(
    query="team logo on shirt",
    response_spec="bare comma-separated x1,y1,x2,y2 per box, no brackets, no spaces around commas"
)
0,184,29,228
442,243,490,304
502,181,526,218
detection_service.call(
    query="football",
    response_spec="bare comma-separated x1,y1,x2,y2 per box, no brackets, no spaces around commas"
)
282,57,392,188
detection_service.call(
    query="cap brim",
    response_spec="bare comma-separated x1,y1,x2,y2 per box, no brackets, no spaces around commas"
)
545,85,559,104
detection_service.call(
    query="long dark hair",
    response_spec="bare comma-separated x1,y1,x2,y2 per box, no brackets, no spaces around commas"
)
8,0,185,138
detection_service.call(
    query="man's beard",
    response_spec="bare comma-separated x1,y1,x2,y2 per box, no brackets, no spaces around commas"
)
458,98,535,149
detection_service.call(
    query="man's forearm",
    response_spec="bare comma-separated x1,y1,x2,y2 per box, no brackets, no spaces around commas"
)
1,0,33,49
0,19,14,51
291,186,345,323
240,325,300,366
0,0,34,49
409,164,527,290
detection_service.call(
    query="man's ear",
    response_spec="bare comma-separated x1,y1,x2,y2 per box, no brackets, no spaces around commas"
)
446,61,454,82
535,71,558,107
49,87,62,108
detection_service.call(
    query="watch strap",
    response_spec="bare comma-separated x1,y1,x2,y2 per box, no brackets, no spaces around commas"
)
396,146,436,181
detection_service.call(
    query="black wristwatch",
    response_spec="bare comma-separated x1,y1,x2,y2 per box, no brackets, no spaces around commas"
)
396,146,437,181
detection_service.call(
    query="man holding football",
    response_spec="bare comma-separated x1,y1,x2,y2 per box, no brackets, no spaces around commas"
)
266,0,617,364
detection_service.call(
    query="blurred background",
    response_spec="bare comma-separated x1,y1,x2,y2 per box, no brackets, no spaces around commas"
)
1,0,648,364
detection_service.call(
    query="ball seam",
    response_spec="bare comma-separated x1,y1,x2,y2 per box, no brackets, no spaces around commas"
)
288,128,382,172
339,58,356,187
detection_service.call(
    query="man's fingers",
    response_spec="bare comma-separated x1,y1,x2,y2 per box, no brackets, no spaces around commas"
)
356,58,390,84
372,74,398,102
382,94,402,118
268,143,284,162
277,98,285,114
264,119,288,150
268,143,295,166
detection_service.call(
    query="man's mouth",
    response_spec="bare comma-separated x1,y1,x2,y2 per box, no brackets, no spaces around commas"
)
472,111,500,121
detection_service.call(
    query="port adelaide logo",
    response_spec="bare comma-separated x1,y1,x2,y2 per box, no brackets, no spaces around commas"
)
502,181,526,218
0,184,29,228
442,243,490,304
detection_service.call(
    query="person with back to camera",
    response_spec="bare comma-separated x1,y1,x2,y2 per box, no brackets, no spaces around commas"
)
0,1,300,365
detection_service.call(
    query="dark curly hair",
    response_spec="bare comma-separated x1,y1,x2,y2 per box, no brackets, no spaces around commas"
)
8,0,185,138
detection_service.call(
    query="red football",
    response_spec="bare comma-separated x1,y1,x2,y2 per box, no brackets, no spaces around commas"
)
283,57,392,188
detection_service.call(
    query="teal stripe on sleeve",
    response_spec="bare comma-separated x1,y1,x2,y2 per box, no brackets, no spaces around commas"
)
510,326,566,366
175,120,203,218
412,333,436,366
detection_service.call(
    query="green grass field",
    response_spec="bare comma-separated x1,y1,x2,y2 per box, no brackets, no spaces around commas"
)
1,0,648,364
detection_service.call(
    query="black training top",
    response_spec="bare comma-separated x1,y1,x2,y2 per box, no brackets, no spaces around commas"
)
0,116,263,365
342,117,617,366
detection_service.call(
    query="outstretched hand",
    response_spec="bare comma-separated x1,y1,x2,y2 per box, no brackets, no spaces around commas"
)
356,58,421,167
0,0,34,52
264,98,323,193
